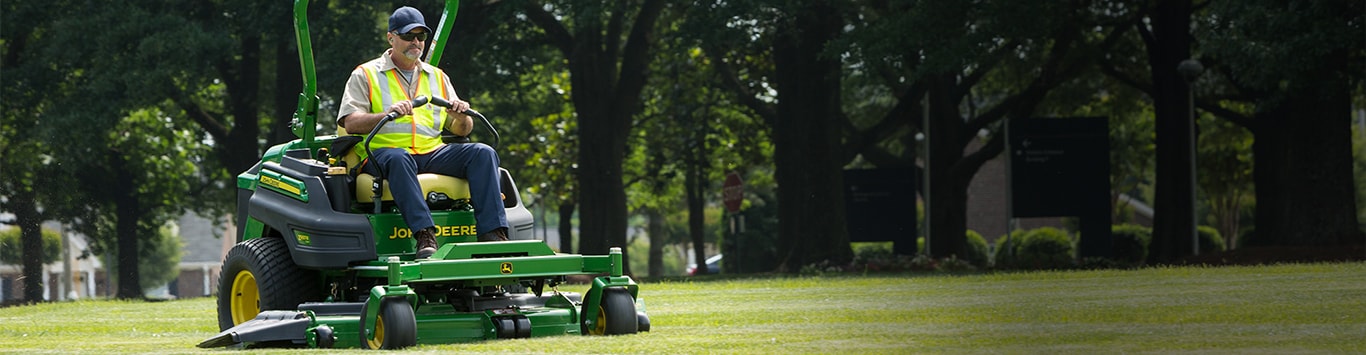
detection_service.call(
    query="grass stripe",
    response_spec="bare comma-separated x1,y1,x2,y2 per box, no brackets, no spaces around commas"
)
1,262,1362,353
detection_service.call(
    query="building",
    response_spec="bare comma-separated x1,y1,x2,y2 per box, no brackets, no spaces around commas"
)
0,214,231,302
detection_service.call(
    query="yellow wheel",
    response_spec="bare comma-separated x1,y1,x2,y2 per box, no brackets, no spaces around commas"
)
360,297,417,349
583,287,638,336
228,270,260,325
216,238,320,331
366,312,386,349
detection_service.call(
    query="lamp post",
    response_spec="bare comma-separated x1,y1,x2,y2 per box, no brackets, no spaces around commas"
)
1177,59,1203,256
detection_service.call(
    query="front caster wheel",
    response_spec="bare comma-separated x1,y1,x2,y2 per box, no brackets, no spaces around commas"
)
583,287,638,335
359,297,417,349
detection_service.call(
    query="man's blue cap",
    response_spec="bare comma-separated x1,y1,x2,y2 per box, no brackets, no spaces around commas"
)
389,7,430,33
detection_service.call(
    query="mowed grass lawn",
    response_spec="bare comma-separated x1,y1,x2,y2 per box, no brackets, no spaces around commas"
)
2,262,1364,354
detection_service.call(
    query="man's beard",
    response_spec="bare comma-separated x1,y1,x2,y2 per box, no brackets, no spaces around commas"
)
403,46,422,60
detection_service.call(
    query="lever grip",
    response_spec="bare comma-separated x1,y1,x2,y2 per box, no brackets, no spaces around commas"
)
381,96,434,121
429,96,454,108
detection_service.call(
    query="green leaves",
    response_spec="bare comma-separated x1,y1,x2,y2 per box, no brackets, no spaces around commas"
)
0,228,62,265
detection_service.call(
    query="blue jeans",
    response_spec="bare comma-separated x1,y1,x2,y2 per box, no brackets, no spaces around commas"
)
363,143,507,235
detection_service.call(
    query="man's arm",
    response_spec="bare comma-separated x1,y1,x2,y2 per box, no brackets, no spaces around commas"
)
446,110,473,136
439,72,473,136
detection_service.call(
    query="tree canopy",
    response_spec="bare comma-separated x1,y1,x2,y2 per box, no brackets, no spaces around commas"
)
2,0,1362,293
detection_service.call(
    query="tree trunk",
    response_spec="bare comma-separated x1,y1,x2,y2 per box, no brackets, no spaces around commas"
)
113,154,142,299
272,37,303,145
924,75,970,259
573,95,631,270
686,146,708,275
558,201,575,254
771,1,852,270
547,0,665,275
1249,70,1359,246
1212,194,1241,250
13,188,46,303
647,209,664,278
1146,0,1196,263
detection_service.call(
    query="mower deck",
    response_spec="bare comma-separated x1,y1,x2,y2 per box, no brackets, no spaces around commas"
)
201,242,643,349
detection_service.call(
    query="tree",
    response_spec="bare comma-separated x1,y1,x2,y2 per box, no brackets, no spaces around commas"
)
514,0,669,273
687,0,854,270
497,68,581,254
1134,0,1199,263
11,0,233,298
2,0,92,303
845,1,1128,260
433,0,585,254
49,105,210,299
1198,0,1364,247
1196,116,1253,249
631,29,771,275
1354,128,1366,231
103,223,184,294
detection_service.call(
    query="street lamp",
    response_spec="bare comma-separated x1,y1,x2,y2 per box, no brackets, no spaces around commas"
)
1178,59,1203,255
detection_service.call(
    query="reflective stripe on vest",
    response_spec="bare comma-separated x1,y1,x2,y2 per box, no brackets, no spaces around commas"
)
355,64,449,161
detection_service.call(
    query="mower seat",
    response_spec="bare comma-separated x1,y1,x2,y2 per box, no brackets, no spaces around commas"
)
355,172,471,203
335,131,472,204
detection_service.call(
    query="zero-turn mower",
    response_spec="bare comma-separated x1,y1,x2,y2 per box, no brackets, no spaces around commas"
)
197,0,648,349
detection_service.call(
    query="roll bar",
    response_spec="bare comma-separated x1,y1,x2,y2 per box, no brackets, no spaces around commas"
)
289,0,462,146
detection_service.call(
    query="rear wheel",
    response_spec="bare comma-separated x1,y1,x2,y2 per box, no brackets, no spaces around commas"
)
216,237,320,330
359,297,417,349
583,287,638,335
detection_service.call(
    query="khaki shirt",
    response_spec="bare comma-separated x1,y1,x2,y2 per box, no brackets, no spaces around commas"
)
337,49,460,134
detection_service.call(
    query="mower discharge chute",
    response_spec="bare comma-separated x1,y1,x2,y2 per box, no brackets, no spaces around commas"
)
198,0,648,349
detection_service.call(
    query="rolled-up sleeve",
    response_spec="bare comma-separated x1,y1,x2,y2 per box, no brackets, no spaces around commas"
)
336,68,372,129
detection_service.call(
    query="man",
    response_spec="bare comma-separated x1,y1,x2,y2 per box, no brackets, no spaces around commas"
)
337,6,508,259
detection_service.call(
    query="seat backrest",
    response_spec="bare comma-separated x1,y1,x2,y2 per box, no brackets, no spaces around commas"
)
331,129,365,176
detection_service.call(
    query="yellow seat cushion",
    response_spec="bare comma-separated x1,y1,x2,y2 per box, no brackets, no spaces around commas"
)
332,133,471,203
356,173,471,203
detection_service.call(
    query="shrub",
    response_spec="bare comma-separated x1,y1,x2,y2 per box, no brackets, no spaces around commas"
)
0,228,63,265
852,242,904,271
911,232,991,268
964,230,990,268
1197,225,1226,253
1014,227,1076,270
1111,224,1152,266
992,229,1030,268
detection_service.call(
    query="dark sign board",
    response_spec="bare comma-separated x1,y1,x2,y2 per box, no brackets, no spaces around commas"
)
844,168,917,255
1008,117,1111,258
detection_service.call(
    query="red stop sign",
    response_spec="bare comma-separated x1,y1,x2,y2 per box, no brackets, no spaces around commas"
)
723,172,744,213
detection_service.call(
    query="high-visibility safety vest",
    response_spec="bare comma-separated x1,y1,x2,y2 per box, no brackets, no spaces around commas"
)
355,63,451,161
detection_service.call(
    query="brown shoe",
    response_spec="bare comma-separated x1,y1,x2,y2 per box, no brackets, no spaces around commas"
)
478,227,508,242
415,227,438,259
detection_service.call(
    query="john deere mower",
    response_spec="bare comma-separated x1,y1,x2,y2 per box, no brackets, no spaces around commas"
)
198,0,648,349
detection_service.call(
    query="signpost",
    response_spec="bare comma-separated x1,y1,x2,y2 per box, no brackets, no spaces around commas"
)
723,172,743,214
1007,117,1112,259
843,168,917,256
722,171,744,273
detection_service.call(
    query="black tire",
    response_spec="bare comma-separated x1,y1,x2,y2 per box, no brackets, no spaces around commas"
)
314,325,336,348
359,297,418,349
637,311,651,332
582,287,638,335
216,237,321,331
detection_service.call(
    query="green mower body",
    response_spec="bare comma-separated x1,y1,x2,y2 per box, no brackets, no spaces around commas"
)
198,0,647,349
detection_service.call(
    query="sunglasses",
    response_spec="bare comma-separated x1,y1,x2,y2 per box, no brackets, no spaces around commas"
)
395,31,428,42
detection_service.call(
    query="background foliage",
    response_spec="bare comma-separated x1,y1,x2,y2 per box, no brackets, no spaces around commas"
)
1,1,1362,301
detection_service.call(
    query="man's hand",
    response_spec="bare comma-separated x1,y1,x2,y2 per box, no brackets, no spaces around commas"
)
445,98,475,136
388,100,414,116
445,98,471,115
